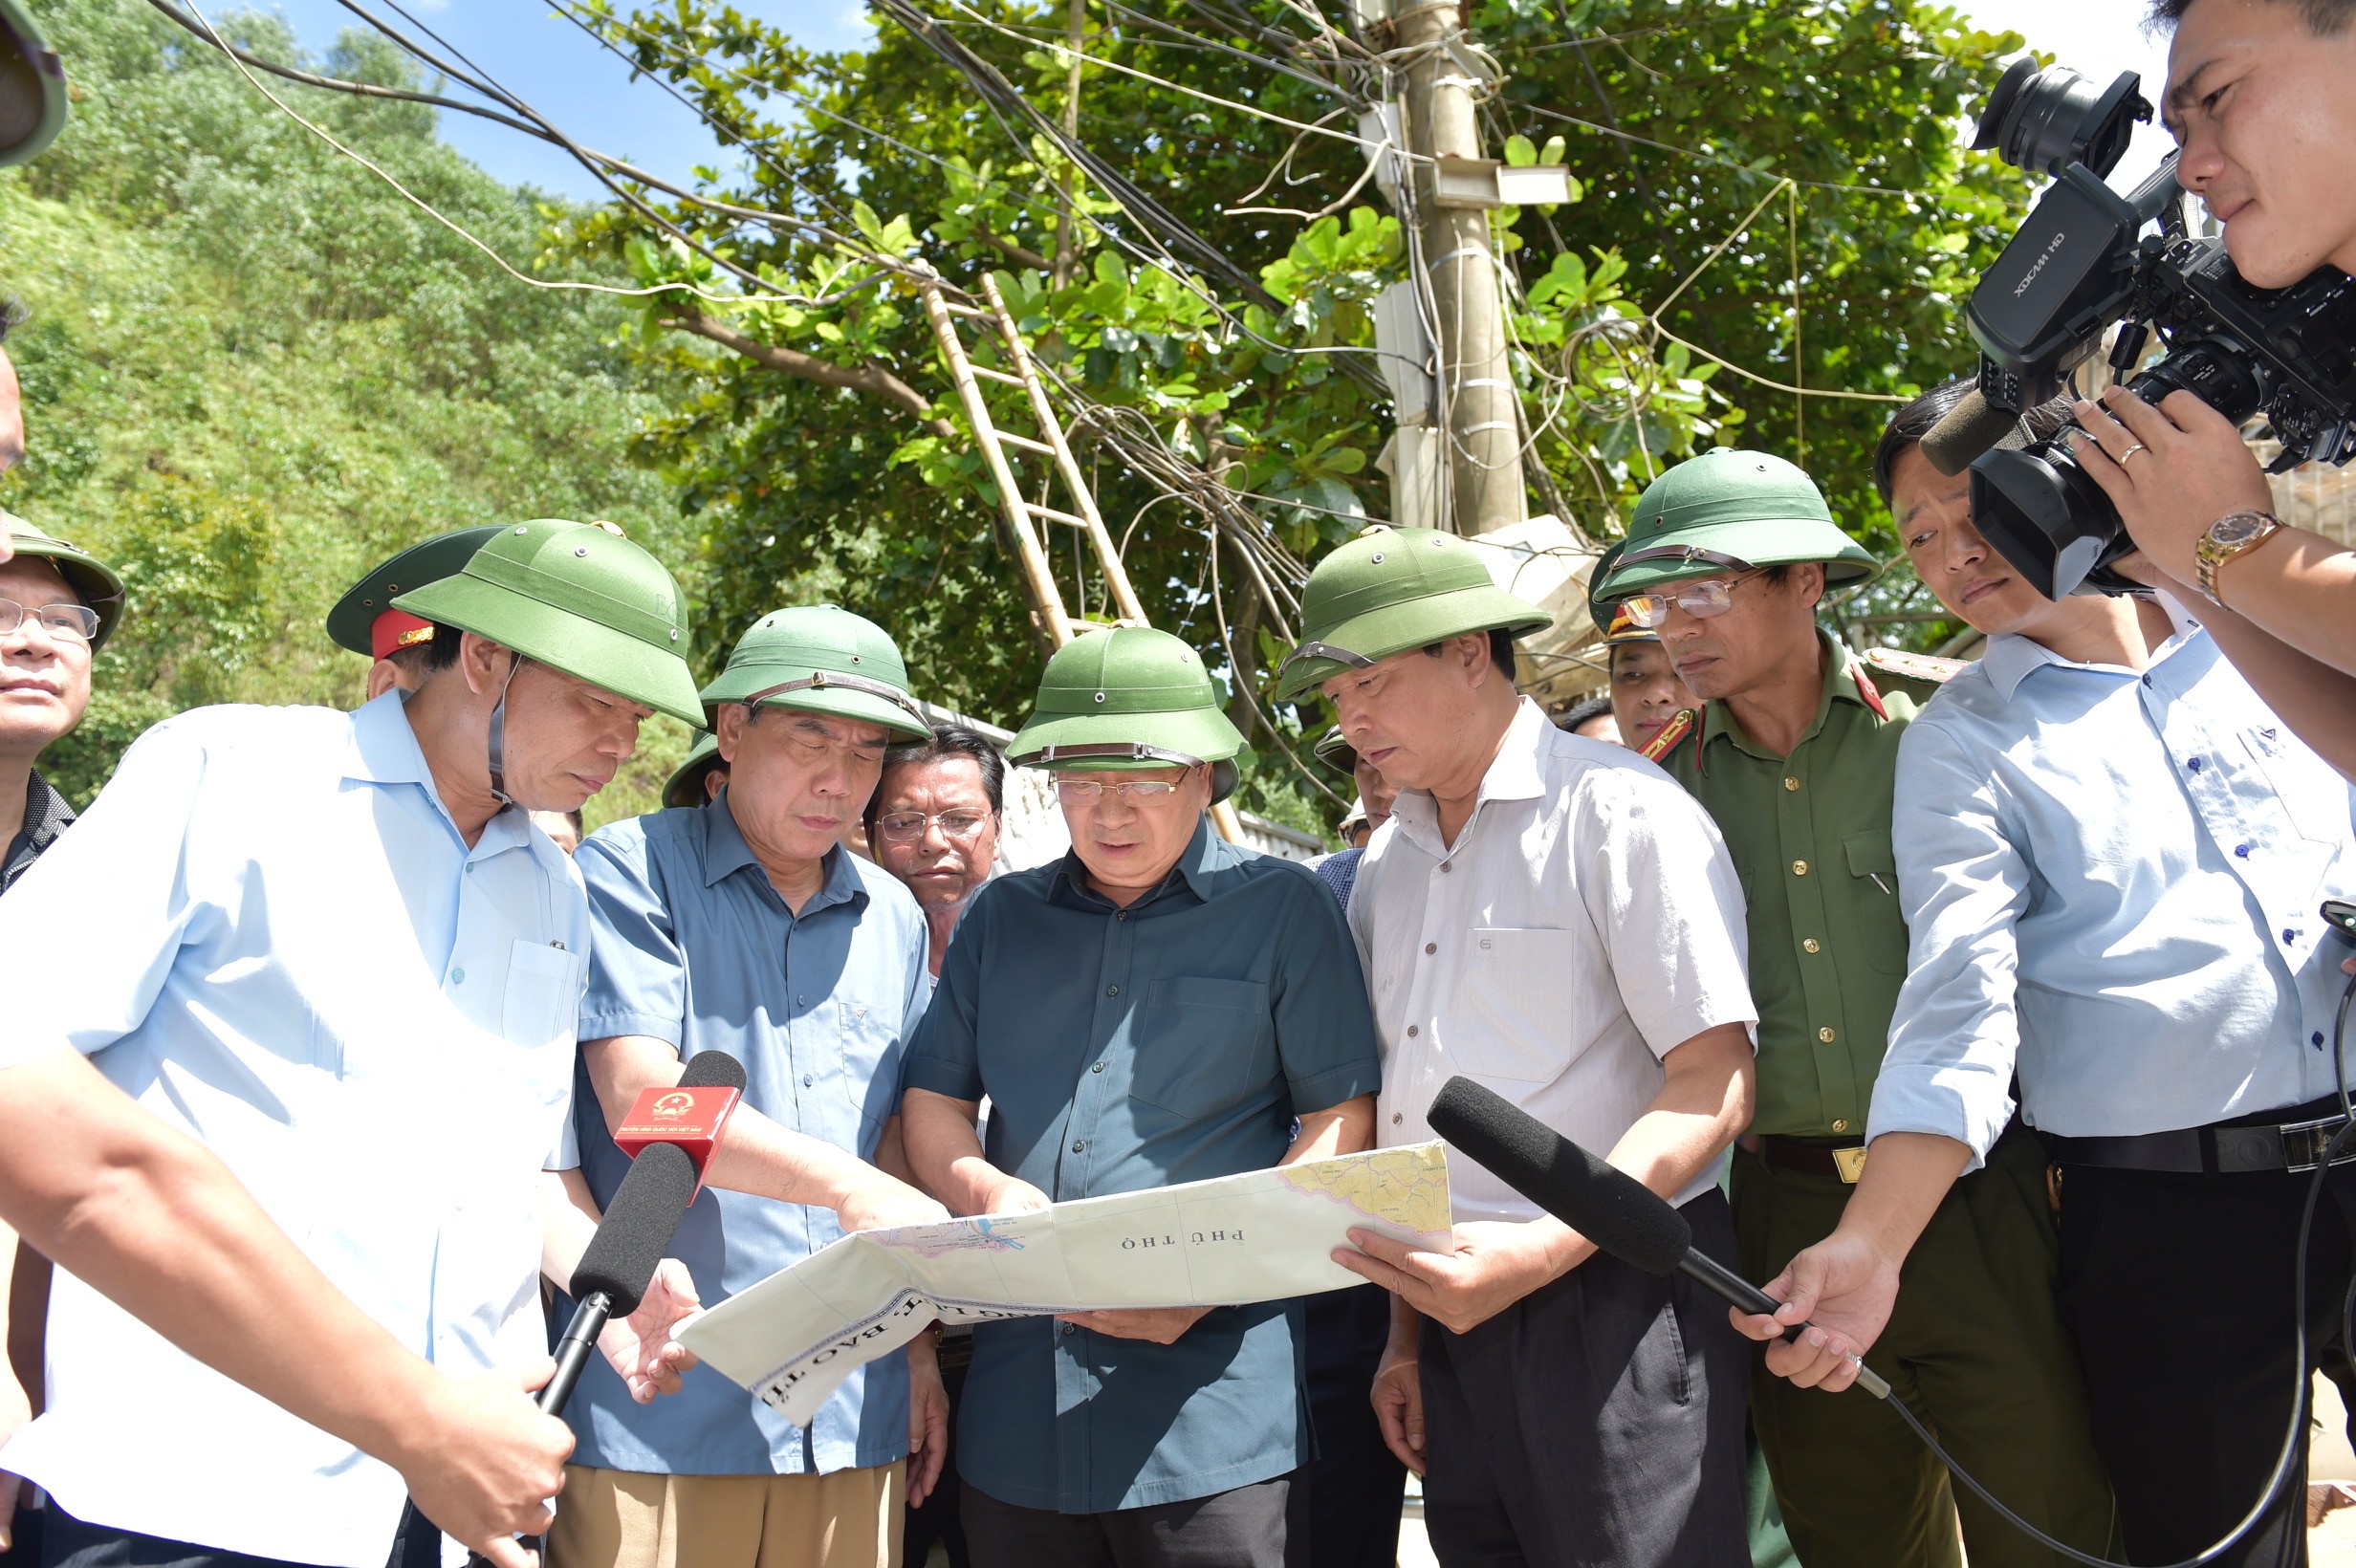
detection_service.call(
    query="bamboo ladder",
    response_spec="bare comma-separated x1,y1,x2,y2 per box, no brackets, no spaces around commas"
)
920,272,1245,843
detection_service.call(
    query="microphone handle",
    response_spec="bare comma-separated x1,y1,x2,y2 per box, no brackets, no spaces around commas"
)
461,1290,615,1568
1675,1251,1893,1401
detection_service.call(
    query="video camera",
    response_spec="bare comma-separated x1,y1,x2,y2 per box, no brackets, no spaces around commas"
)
1925,57,2356,599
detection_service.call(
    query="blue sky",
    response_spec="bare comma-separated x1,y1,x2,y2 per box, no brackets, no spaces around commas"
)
247,0,2176,202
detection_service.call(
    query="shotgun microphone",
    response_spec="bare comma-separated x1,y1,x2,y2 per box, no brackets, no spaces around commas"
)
1423,1076,1889,1398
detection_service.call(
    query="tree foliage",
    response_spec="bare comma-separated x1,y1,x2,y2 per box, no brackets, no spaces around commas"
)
2,0,697,816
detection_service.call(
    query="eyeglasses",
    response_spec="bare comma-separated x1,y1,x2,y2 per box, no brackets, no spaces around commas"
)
1054,774,1191,806
0,598,99,643
1614,571,1766,630
876,810,993,842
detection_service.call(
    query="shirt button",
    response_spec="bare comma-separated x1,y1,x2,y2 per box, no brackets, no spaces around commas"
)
2316,1033,2328,1048
1407,1025,1420,1038
1425,943,1437,955
803,1075,815,1088
1440,862,1452,874
1062,1322,1078,1336
1802,938,1822,954
1106,985,1121,997
1792,860,1810,877
1783,776,1800,792
2188,756,2205,773
2283,929,2298,944
1392,1112,1404,1125
1072,1140,1086,1153
1091,1060,1106,1074
2142,674,2153,686
1831,1119,1849,1133
448,968,466,985
2235,843,2252,858
1818,1026,1836,1043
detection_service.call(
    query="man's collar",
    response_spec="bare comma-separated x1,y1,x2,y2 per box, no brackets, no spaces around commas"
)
1699,628,1867,757
1980,625,2200,701
21,767,73,849
701,786,870,911
342,689,435,787
1055,816,1225,908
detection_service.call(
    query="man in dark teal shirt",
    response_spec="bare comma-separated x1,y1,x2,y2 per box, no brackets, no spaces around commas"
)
901,627,1382,1568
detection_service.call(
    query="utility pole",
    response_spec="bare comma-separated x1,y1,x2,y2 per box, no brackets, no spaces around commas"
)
1053,0,1086,289
1392,0,1524,536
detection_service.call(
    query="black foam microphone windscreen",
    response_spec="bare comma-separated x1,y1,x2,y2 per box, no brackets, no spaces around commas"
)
1427,1077,1691,1275
570,1051,746,1314
1920,388,2020,477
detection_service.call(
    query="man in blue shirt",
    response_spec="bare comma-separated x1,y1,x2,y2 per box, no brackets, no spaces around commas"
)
901,627,1382,1568
556,605,954,1568
1744,381,2356,1568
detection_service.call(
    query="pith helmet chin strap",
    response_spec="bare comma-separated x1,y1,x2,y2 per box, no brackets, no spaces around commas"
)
485,651,529,808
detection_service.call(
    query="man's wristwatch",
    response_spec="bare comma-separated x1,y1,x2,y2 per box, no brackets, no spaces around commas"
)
2193,511,2285,607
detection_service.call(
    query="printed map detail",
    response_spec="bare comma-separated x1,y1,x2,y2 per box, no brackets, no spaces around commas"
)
681,1143,1454,1426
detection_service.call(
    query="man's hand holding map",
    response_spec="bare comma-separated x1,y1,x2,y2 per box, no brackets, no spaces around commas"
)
680,1143,1452,1425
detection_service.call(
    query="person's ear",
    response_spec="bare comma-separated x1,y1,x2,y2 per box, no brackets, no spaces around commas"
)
1797,562,1827,611
458,632,512,699
365,660,401,702
716,704,749,765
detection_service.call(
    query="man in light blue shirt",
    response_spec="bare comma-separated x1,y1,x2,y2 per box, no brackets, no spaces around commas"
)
0,521,709,1568
556,605,951,1568
1742,387,2356,1568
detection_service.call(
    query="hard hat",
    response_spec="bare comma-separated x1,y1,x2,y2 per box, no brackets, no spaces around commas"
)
1592,449,1880,602
697,603,929,741
1274,526,1551,702
1008,626,1246,804
3,510,125,650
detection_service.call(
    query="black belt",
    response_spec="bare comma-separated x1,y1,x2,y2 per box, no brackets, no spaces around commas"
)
1756,1135,1868,1184
2047,1100,2356,1176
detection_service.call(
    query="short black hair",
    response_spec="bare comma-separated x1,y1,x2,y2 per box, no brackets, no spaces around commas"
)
2150,0,2354,31
1556,695,1615,734
1421,628,1519,684
0,296,22,345
864,723,1007,841
423,620,467,672
1871,377,2075,509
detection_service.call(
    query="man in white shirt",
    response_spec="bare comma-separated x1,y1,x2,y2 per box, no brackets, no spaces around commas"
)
0,519,709,1568
1277,526,1760,1568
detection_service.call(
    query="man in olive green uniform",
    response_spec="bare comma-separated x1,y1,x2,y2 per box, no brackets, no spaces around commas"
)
1593,451,2115,1568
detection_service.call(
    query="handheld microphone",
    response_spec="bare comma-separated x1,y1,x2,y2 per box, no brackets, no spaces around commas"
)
1424,1077,1889,1399
464,1050,745,1568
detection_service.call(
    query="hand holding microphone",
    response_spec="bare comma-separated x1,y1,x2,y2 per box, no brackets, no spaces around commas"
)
1423,1078,1891,1400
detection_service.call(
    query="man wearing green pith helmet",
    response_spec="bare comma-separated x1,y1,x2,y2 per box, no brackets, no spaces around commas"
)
1282,524,1761,1568
1594,451,2118,1568
899,626,1384,1568
0,519,711,1568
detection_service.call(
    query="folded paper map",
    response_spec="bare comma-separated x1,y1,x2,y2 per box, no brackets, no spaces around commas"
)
681,1142,1454,1425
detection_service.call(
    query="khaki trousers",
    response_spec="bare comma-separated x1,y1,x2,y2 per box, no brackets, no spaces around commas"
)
547,1463,905,1568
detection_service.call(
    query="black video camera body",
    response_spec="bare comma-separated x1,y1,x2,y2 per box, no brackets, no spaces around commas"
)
1949,60,2356,598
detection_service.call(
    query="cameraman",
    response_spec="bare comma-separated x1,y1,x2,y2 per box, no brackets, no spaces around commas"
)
2066,0,2356,779
1734,377,2356,1568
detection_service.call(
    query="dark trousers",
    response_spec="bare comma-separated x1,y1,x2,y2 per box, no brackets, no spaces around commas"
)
903,1335,973,1568
960,1470,1304,1568
2057,1157,2356,1568
1300,1284,1406,1568
1418,1188,1749,1568
1734,1125,2118,1568
41,1503,440,1568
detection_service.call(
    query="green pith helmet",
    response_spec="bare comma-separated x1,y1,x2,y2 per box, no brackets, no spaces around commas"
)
662,731,725,810
392,519,703,727
1274,526,1552,702
697,603,929,741
1592,448,1880,602
4,510,126,650
1008,626,1246,804
1314,724,1358,773
326,525,501,658
0,0,67,168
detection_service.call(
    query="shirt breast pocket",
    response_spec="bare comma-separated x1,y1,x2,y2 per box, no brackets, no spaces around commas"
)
1458,928,1577,1083
501,941,582,1111
1128,975,1273,1120
2241,725,2354,848
837,997,905,1150
1840,833,1909,977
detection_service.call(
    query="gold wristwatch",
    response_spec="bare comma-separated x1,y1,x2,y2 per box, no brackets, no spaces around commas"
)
2193,511,2284,607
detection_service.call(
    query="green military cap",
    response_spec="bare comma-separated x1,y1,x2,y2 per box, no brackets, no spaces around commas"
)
1313,723,1358,773
1587,541,1657,646
0,0,67,168
698,604,929,741
393,518,704,728
662,731,725,810
1274,526,1552,702
1593,448,1880,602
326,525,502,659
1009,626,1247,804
4,509,126,650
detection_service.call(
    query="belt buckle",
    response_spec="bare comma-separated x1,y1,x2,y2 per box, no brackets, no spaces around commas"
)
2280,1114,2356,1173
1831,1146,1868,1184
